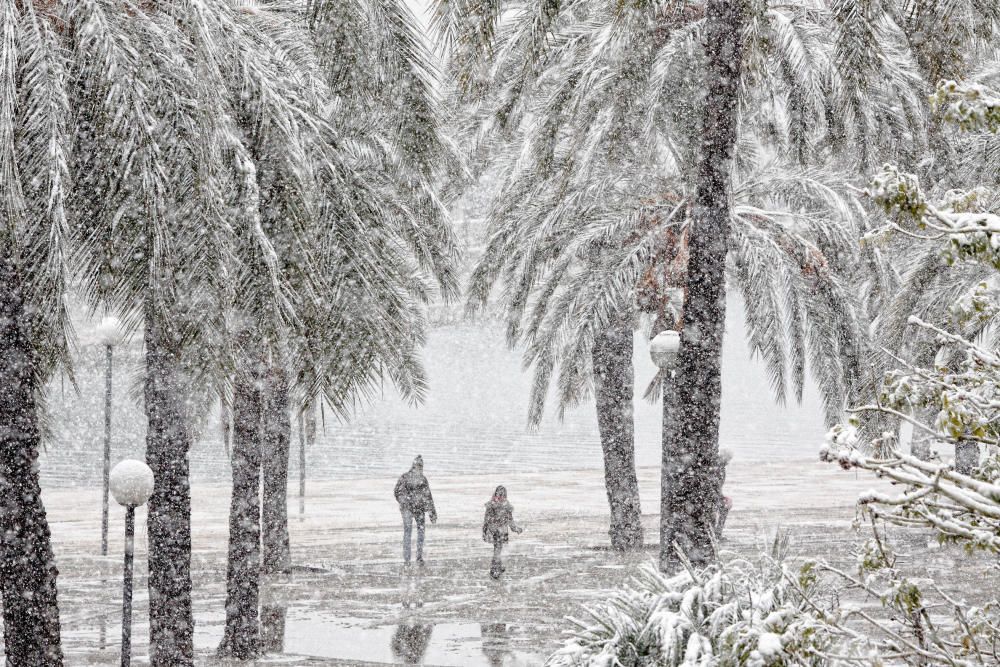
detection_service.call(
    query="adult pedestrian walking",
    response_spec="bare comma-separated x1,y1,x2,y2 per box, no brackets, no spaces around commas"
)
394,455,437,567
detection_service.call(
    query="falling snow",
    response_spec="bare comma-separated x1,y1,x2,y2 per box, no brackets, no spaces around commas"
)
1,0,999,666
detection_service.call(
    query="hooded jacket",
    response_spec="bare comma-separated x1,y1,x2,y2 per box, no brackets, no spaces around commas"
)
395,458,436,517
483,486,521,543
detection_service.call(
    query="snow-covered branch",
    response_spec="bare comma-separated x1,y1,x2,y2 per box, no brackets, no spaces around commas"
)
931,80,1000,134
821,436,1000,551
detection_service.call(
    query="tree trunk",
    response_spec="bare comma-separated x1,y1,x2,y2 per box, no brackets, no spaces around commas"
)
592,317,643,551
218,368,263,658
954,439,980,475
0,245,63,665
660,0,746,573
144,307,194,666
260,598,286,654
261,366,291,574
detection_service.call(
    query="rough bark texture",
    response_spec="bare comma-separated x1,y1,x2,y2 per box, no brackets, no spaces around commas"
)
260,605,287,653
144,307,194,666
0,245,63,666
262,366,291,574
954,439,980,475
592,317,643,551
660,0,746,573
218,368,263,658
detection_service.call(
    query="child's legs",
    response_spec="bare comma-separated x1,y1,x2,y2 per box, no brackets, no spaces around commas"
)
491,537,503,573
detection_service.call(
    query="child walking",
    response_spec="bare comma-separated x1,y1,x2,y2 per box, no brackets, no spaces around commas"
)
482,486,523,579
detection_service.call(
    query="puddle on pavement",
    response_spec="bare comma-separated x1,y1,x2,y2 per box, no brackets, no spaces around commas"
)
192,610,542,666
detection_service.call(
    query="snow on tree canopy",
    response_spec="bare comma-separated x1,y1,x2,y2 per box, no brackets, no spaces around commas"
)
109,460,155,507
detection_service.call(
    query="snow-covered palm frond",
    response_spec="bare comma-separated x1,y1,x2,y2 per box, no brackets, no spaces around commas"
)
827,0,928,167
312,0,448,179
0,0,457,431
471,111,865,422
10,2,74,383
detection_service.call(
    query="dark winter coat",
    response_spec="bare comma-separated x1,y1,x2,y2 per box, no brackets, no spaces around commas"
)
395,466,436,517
483,486,521,543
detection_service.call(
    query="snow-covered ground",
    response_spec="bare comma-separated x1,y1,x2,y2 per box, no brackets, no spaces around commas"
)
28,305,986,664
32,459,997,666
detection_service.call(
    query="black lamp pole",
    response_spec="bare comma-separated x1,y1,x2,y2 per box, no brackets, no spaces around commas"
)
121,504,135,667
298,412,306,517
101,343,113,555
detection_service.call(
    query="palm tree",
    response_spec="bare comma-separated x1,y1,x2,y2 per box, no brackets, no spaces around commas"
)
452,0,897,553
660,0,746,569
256,0,460,567
206,0,459,655
0,2,73,662
67,1,318,661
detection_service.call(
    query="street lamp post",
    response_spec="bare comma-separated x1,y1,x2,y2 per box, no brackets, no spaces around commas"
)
651,330,681,572
97,316,122,556
109,459,155,667
298,411,306,517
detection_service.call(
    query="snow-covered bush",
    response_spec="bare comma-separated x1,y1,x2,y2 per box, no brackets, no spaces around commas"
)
549,532,1000,666
837,79,1000,550
546,545,844,667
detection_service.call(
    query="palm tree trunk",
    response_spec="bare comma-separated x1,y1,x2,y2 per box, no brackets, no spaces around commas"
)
954,440,980,475
218,369,262,658
660,0,746,572
144,307,194,666
592,317,643,550
261,366,291,574
0,247,63,666
260,566,286,652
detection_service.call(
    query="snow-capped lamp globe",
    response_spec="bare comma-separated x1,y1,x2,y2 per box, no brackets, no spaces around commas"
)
110,459,154,667
109,459,155,508
649,330,681,372
95,315,123,347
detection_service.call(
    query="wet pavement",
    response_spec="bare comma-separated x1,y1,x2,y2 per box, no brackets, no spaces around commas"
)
27,459,1000,665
